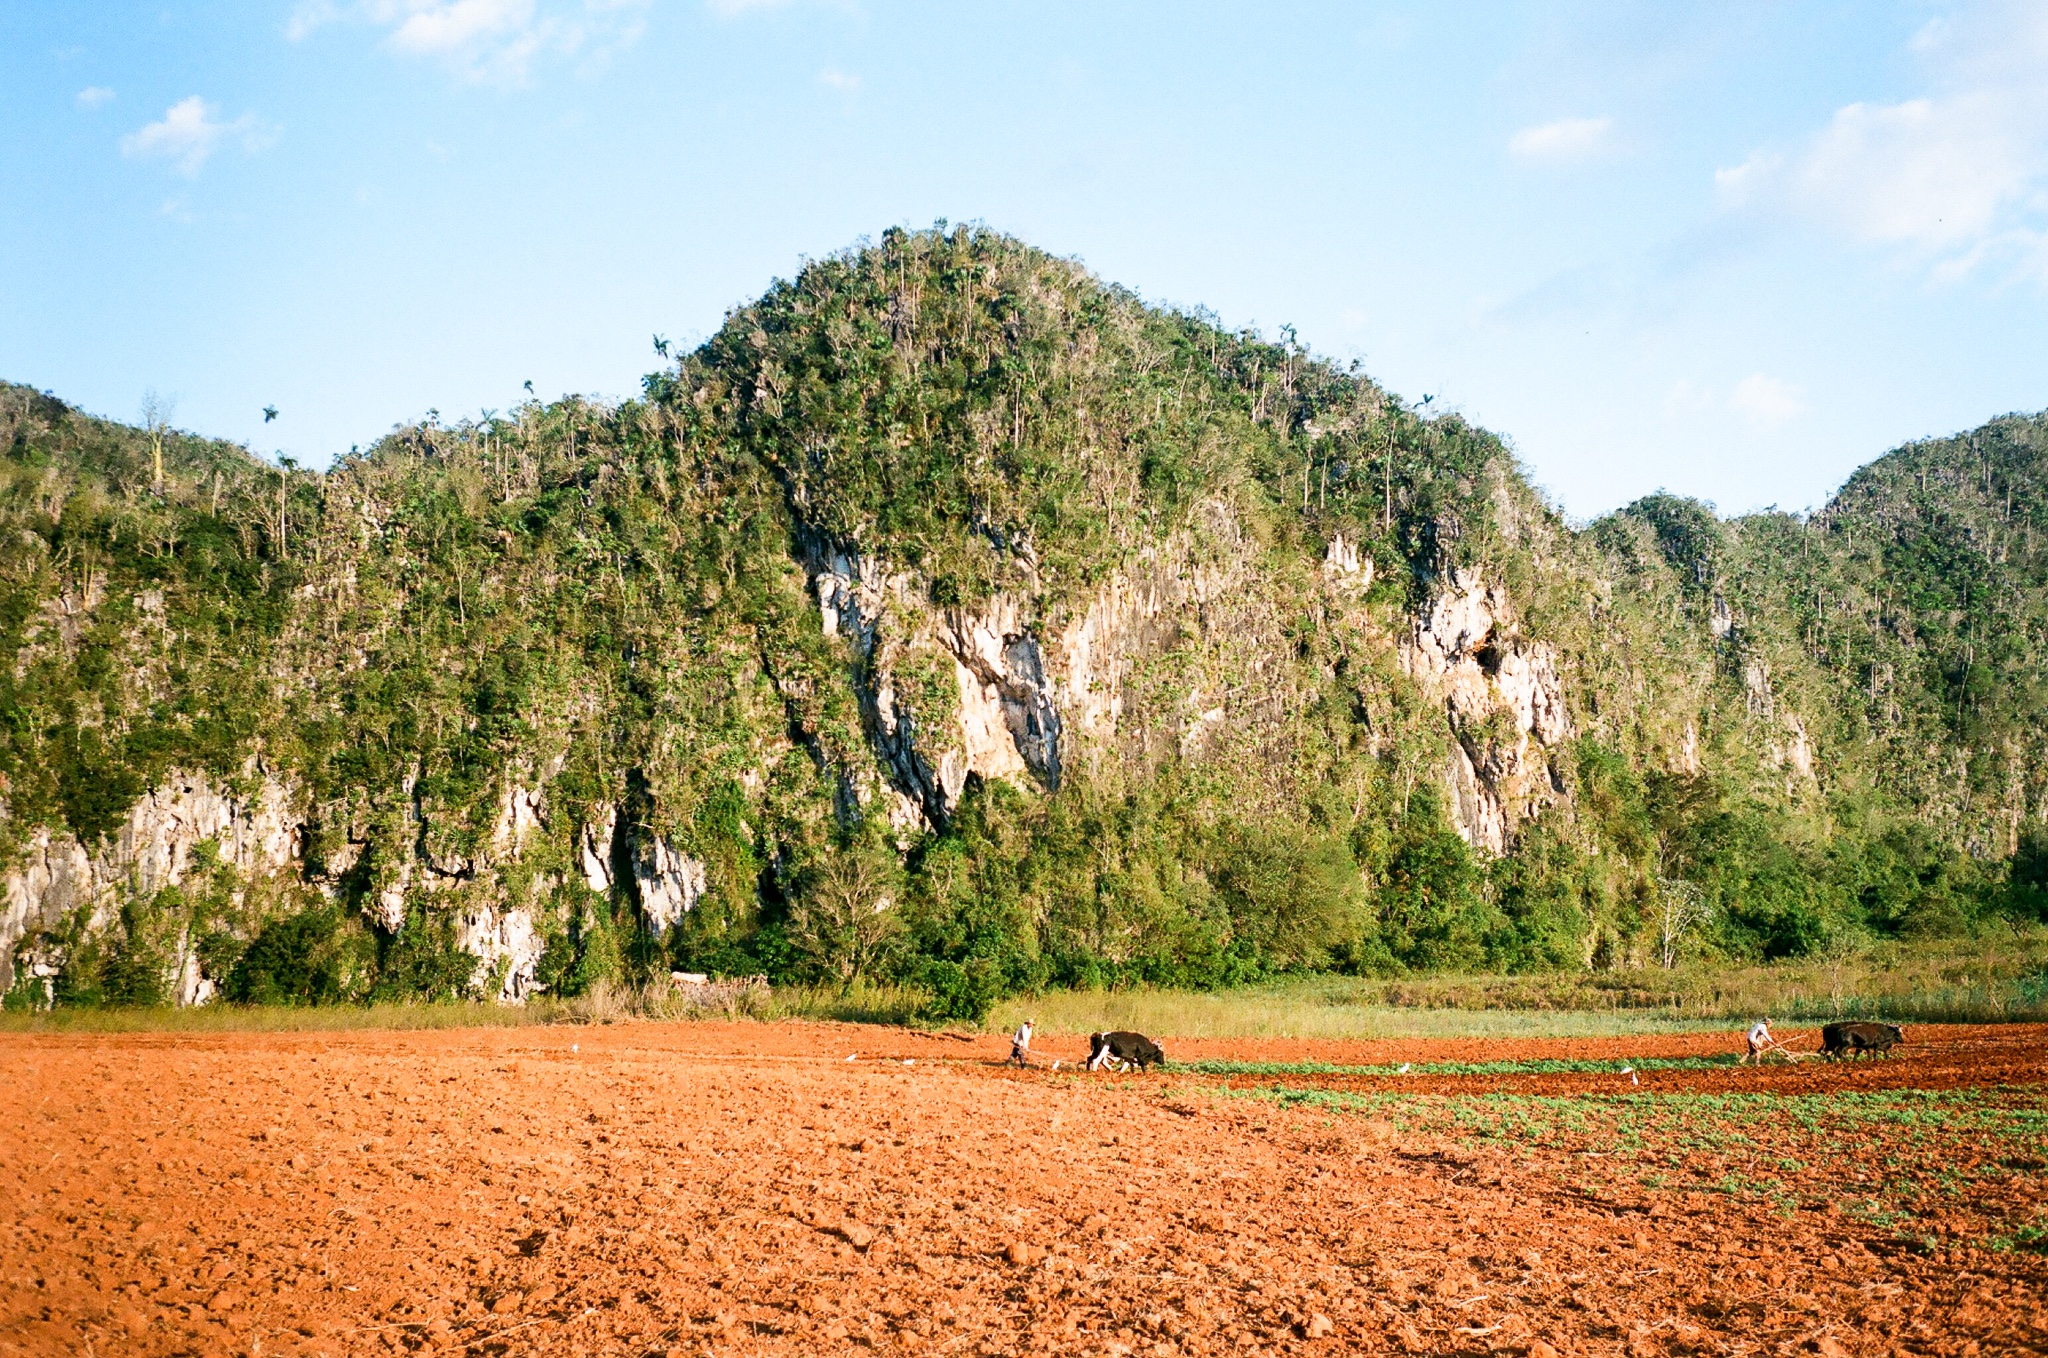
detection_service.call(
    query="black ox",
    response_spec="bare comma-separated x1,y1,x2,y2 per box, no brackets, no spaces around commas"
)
1821,1021,1905,1059
1087,1030,1167,1072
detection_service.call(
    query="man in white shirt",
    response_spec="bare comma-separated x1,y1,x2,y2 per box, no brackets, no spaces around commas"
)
1744,1018,1775,1065
1010,1019,1035,1067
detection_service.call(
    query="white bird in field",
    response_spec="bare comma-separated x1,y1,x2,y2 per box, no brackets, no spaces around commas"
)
846,1054,857,1062
1621,1065,1638,1086
1397,1063,1411,1074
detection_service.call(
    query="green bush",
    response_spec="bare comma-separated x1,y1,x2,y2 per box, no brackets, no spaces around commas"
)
371,904,479,1003
225,907,378,1005
564,899,623,998
915,956,1004,1026
101,889,183,1007
1374,792,1493,971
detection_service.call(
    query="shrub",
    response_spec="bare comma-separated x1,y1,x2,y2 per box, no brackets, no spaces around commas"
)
915,955,1004,1026
371,904,478,1003
225,907,378,1005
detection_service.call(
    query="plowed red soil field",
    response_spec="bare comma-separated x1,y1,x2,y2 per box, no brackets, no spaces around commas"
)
5,1022,2046,1357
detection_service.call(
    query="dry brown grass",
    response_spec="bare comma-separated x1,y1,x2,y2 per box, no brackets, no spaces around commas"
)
994,926,2048,1039
5,928,2041,1039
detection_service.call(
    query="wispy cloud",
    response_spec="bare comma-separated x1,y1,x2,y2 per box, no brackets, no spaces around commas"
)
818,68,859,93
706,0,795,17
1715,3,2048,282
1730,373,1803,428
286,0,343,41
121,97,279,177
76,86,115,110
1799,95,2031,250
1508,116,1615,162
387,0,535,56
289,0,647,84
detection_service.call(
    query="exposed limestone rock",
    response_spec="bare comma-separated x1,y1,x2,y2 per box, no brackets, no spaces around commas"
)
580,804,618,894
120,773,300,898
635,835,707,932
1784,716,1816,784
1401,567,1571,854
490,784,545,860
1179,688,1228,759
1740,661,1818,789
174,945,215,1008
0,771,300,996
4,768,586,1004
1767,713,1819,791
1677,722,1701,775
371,861,411,933
0,830,93,996
806,544,1068,827
813,549,894,653
1053,577,1143,753
1044,546,1196,767
1322,534,1374,594
456,903,546,1001
801,514,1371,834
867,666,952,821
1743,660,1775,718
20,572,106,659
941,600,1062,789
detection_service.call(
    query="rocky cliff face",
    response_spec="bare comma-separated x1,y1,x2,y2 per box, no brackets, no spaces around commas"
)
800,498,1338,839
807,545,1077,828
1400,568,1571,853
0,772,299,1001
0,764,709,1005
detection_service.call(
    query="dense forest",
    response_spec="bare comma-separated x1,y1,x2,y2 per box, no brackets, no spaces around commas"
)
5,226,2046,1018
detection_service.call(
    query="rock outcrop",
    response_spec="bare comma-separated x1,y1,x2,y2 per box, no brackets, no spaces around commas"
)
634,835,708,932
808,545,1070,828
0,771,300,997
1401,568,1571,854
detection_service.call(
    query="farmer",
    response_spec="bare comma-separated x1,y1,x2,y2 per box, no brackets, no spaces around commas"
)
1010,1019,1036,1067
1743,1017,1776,1065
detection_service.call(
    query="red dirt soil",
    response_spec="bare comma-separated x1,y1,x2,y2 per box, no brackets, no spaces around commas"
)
3,1022,2045,1357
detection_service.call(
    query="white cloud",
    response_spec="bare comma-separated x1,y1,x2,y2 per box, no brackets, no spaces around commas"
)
286,0,343,40
291,0,646,83
706,0,794,16
76,86,115,109
1712,151,1779,206
1716,5,2048,281
120,97,279,177
1797,95,2031,248
818,68,859,93
388,0,534,55
1508,116,1615,162
1730,374,1803,428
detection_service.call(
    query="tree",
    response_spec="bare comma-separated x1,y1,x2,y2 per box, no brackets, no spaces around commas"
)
1654,876,1713,970
787,846,903,989
141,390,173,494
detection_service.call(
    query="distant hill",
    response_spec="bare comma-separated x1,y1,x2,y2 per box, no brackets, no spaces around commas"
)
3,226,2044,1015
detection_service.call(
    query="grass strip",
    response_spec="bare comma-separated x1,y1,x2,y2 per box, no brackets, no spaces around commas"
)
1177,1055,1739,1077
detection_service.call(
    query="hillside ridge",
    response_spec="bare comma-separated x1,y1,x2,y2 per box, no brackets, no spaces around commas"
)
4,225,2045,1015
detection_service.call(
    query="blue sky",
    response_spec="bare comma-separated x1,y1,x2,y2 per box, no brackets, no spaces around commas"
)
3,2,2046,520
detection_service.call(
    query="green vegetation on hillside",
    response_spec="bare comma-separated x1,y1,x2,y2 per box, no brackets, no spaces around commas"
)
4,225,2046,1019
